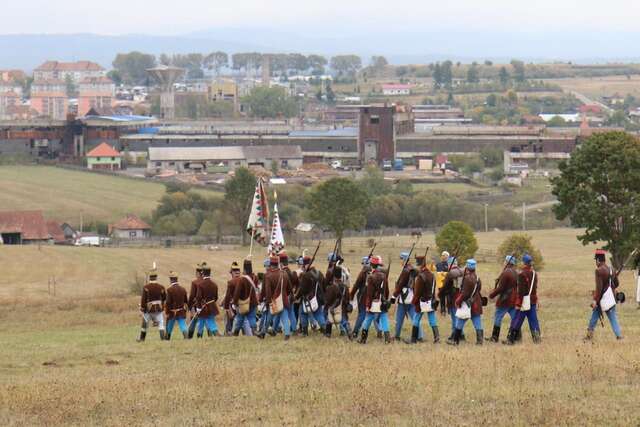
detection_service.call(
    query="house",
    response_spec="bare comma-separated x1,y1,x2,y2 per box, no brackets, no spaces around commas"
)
78,76,115,116
86,142,122,170
382,84,412,96
0,210,52,244
60,223,78,241
209,79,238,102
109,214,151,239
46,220,66,244
33,61,105,83
30,80,68,120
0,91,20,119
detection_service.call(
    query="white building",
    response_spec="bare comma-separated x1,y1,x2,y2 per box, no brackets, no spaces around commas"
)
382,84,412,96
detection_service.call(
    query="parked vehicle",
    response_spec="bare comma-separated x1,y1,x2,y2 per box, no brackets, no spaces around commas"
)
393,159,404,171
382,160,392,171
330,160,342,170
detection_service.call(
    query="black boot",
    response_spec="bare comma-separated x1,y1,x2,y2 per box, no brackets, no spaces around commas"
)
301,325,309,337
165,331,171,341
476,329,484,346
515,329,522,342
377,331,383,340
404,326,419,344
532,330,541,344
384,332,391,344
345,324,353,341
182,331,188,339
447,328,461,346
502,328,517,345
432,326,440,344
159,330,166,341
325,323,333,338
232,328,241,337
487,325,500,343
459,333,466,342
137,330,146,343
207,330,212,337
196,332,203,339
359,329,369,344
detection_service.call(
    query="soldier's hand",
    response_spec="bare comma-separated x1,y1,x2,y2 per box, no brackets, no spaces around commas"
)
590,302,596,309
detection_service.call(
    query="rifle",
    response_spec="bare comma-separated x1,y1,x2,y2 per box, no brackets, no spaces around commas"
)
306,241,322,272
329,237,341,266
494,253,516,290
366,242,377,262
447,243,463,272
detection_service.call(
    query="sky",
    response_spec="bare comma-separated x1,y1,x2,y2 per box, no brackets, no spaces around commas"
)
4,0,640,35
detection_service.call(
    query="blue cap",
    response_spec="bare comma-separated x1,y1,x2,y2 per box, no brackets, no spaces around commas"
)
523,254,533,265
466,259,477,270
505,255,517,265
297,256,305,266
447,257,457,267
400,251,410,261
263,258,270,268
361,256,371,265
327,252,338,262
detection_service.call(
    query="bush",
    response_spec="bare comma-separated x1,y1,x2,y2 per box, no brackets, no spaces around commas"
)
497,234,544,270
435,221,478,263
129,272,146,295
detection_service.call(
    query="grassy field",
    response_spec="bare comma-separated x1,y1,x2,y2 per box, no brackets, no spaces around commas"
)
546,75,640,100
1,228,640,425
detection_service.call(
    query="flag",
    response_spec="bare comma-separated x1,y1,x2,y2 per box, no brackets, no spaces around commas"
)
246,178,270,246
268,191,285,254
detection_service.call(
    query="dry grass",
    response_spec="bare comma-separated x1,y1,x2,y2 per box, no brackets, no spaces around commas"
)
546,75,640,99
1,228,640,426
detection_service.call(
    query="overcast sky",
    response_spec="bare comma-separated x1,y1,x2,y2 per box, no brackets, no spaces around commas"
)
5,0,640,35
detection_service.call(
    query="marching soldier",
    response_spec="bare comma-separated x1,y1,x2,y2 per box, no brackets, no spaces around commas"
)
487,255,518,343
504,254,541,344
259,256,292,340
448,259,484,346
391,252,423,342
358,256,391,344
165,271,188,340
439,257,467,341
137,269,167,342
296,256,327,336
280,252,299,334
222,262,242,335
585,249,623,341
406,255,439,344
195,265,220,338
324,265,353,338
187,263,205,338
351,256,382,339
231,259,259,336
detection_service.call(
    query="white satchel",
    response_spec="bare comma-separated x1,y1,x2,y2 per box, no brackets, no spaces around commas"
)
455,280,477,320
600,268,616,312
521,271,536,312
419,276,437,313
303,281,320,314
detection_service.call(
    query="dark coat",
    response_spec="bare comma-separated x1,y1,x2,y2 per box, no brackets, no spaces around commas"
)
264,268,292,308
165,282,188,319
232,275,259,307
489,267,518,308
325,281,350,312
455,270,483,316
517,266,538,306
412,267,435,313
141,281,166,313
188,278,202,310
364,269,389,310
438,266,463,312
196,277,219,317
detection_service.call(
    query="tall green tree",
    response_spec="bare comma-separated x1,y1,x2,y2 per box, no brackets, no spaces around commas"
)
242,86,298,119
330,55,362,79
466,63,480,83
551,132,640,268
510,59,526,82
499,66,510,87
204,51,228,76
112,51,156,85
224,167,257,245
307,178,370,239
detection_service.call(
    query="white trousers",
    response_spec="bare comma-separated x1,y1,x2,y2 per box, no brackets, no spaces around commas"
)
143,312,165,331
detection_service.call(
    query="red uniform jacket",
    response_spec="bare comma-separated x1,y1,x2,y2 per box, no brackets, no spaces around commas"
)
141,281,166,313
412,267,435,313
365,269,389,310
516,266,538,306
282,266,299,301
438,266,463,311
455,271,483,316
393,264,414,299
325,281,350,312
196,277,219,317
165,283,188,319
188,278,202,310
232,275,259,307
489,267,518,308
222,278,237,310
264,268,292,308
350,267,370,304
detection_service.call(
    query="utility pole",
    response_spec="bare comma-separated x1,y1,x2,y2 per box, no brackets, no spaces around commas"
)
484,203,489,233
522,202,526,231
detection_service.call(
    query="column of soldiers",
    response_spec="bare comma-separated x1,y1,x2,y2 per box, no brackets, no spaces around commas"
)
137,247,626,344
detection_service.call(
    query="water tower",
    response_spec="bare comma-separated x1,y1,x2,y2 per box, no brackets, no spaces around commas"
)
147,65,185,119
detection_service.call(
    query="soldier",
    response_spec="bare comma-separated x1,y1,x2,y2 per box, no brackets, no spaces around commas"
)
324,265,353,338
358,256,391,344
391,252,423,342
436,251,450,272
232,259,259,336
187,262,205,338
585,249,623,341
439,257,467,341
165,271,188,340
256,259,270,334
280,252,299,334
406,255,439,344
137,269,167,342
487,255,518,343
351,256,382,339
260,256,292,340
296,256,327,336
448,259,484,346
195,265,220,338
504,254,541,344
222,262,241,336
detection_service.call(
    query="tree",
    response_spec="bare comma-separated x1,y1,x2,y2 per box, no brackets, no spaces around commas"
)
106,70,123,86
486,93,498,107
224,167,257,245
480,146,504,167
432,63,442,89
330,55,362,78
325,83,336,104
466,63,480,84
435,221,478,263
551,131,640,268
547,116,566,127
307,178,370,239
112,52,156,85
242,86,298,119
510,59,526,82
287,53,309,73
358,165,392,197
204,51,228,76
170,53,204,79
371,55,389,70
499,66,510,87
484,60,493,66
441,60,453,88
307,54,328,75
497,234,545,270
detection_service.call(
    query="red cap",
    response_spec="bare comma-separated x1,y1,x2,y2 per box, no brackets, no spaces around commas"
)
278,251,288,259
370,256,383,266
595,249,607,256
302,256,311,265
269,256,279,265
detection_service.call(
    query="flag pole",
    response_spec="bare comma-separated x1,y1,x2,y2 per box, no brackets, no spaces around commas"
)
249,227,255,258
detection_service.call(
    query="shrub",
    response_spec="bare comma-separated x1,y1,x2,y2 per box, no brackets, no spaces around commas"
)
435,221,478,263
129,272,146,295
497,234,544,270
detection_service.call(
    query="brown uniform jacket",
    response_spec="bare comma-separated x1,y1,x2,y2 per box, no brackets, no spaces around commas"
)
165,283,188,319
222,279,237,310
489,267,518,308
517,266,538,306
141,281,166,313
297,268,324,304
412,267,436,313
196,277,219,317
188,278,202,310
438,266,463,311
365,269,389,310
264,268,292,308
325,281,350,312
350,267,370,303
455,271,483,315
282,266,299,300
393,264,414,299
232,275,259,307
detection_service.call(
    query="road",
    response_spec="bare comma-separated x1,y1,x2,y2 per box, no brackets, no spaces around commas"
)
512,200,559,213
569,90,614,115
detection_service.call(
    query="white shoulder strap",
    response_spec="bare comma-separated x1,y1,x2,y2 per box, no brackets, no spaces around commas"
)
527,271,536,296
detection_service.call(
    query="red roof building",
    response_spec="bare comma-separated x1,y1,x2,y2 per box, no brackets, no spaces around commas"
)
34,61,105,83
0,210,51,244
109,214,151,239
86,142,122,170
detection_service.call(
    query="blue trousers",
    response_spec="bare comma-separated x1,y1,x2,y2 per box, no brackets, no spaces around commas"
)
395,303,424,339
233,306,257,333
588,306,622,337
197,315,218,334
166,317,187,336
413,310,437,328
270,308,291,336
494,306,517,327
363,312,390,332
510,305,540,332
449,306,466,332
456,314,482,331
286,304,297,332
300,306,327,329
353,303,380,334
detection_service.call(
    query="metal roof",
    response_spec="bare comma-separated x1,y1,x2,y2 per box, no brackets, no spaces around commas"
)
289,128,358,137
149,146,245,161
